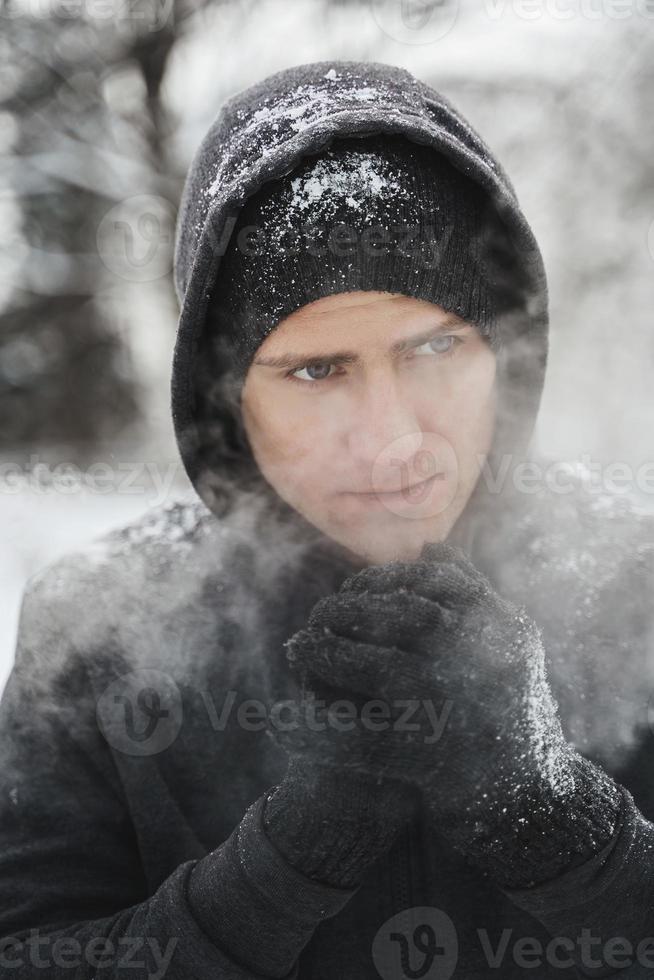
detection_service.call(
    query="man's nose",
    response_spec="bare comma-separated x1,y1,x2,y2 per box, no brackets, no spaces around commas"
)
346,373,423,475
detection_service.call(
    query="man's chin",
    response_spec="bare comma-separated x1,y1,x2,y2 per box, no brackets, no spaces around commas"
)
325,519,452,566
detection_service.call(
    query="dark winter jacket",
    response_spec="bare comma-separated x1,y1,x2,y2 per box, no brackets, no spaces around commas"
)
1,60,654,980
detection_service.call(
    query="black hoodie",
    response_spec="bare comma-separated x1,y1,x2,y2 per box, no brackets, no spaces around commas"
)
170,58,548,547
1,60,654,980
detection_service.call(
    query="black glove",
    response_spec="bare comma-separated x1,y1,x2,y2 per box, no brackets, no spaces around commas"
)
284,541,625,889
263,667,419,890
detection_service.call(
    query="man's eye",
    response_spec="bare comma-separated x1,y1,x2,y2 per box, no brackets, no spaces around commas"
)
413,335,461,357
286,336,462,384
289,362,334,383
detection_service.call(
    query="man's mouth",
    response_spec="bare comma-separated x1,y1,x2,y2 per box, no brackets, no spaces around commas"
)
348,471,445,501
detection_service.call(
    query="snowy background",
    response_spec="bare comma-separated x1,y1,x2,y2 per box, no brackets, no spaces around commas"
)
1,0,653,692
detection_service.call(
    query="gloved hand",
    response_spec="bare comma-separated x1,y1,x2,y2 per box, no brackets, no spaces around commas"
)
284,541,625,889
263,667,419,890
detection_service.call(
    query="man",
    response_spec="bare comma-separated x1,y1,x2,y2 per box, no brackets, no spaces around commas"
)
1,60,653,979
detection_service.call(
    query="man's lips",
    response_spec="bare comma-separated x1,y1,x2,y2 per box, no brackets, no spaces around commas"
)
347,472,445,498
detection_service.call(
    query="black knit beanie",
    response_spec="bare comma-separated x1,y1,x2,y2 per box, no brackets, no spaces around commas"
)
205,133,519,384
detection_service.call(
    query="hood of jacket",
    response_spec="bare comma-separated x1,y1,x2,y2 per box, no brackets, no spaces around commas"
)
171,59,550,561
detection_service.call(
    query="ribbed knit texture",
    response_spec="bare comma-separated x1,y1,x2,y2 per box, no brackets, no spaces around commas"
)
426,749,625,889
207,133,511,383
262,757,418,889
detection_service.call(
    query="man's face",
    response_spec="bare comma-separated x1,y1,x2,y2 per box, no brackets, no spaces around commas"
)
241,291,497,565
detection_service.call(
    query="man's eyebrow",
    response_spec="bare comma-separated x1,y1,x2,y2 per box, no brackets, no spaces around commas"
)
253,315,470,369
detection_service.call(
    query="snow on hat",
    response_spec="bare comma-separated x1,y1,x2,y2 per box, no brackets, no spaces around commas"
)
206,132,517,383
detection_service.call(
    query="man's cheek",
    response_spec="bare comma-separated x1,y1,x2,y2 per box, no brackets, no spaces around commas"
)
265,423,313,465
273,448,327,509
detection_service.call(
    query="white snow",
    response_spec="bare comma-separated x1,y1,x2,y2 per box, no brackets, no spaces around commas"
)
205,78,406,200
0,474,190,696
288,152,403,216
